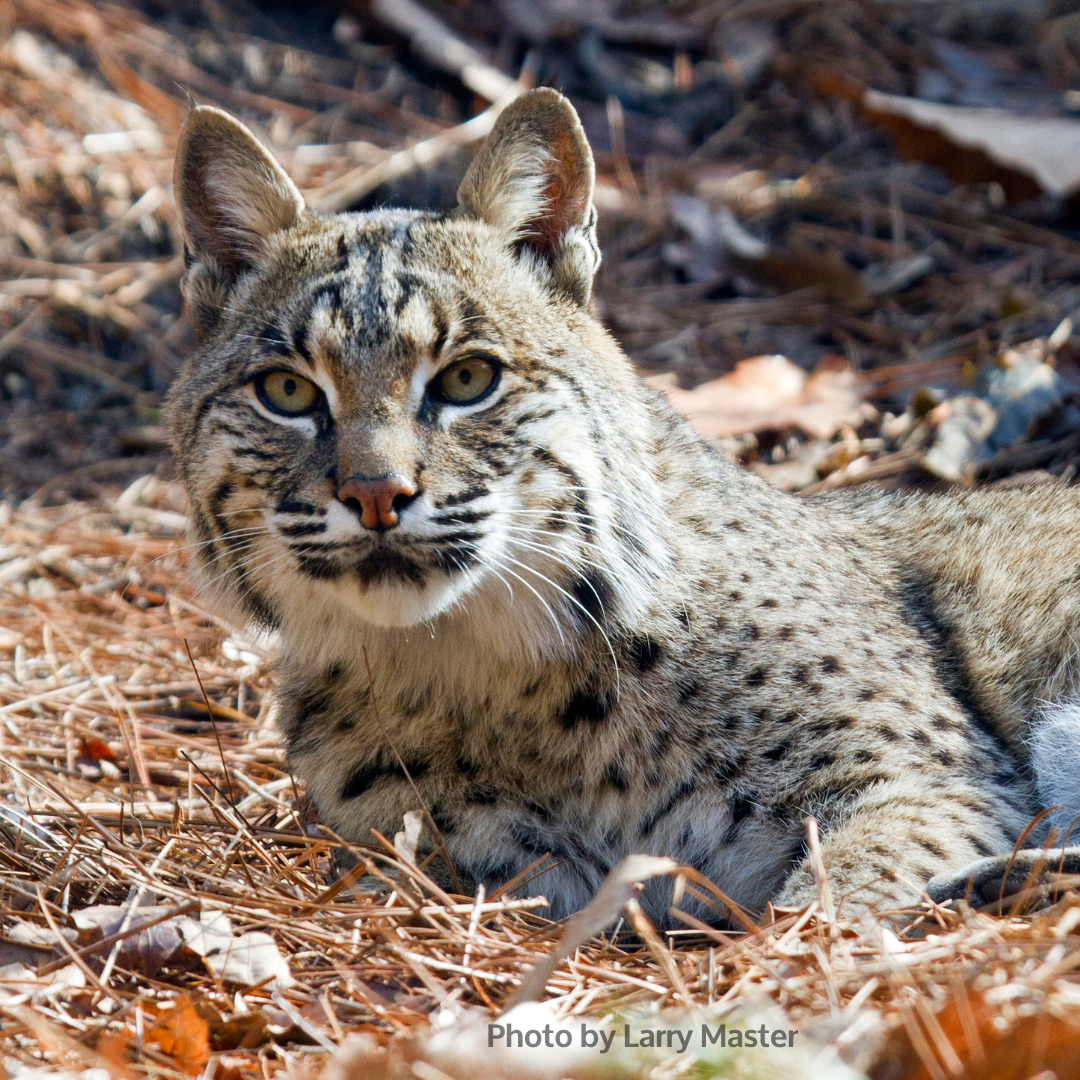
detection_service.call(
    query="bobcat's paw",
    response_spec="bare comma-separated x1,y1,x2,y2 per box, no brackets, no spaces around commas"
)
926,847,1080,908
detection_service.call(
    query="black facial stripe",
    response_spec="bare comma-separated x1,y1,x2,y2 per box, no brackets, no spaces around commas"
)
433,547,479,571
296,555,338,579
434,486,490,509
276,499,325,515
431,509,491,525
431,300,449,358
277,521,327,537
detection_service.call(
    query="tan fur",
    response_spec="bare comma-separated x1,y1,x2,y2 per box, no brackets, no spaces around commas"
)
167,93,1079,923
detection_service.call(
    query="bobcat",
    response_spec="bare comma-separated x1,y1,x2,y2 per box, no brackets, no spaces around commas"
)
167,91,1080,922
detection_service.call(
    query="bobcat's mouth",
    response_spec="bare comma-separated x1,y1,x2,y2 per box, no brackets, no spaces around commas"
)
354,552,427,588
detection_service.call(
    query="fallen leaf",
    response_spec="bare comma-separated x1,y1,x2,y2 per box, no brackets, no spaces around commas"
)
861,90,1080,202
77,737,117,764
922,395,997,483
71,904,186,976
661,354,870,441
983,336,1069,449
208,1010,272,1051
875,986,1080,1080
146,995,211,1075
668,194,868,305
0,961,85,1001
178,911,294,989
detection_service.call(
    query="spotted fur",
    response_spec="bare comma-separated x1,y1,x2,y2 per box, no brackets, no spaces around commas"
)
168,94,1076,921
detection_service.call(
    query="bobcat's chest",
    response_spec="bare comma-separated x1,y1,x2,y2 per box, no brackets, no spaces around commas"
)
279,664,800,919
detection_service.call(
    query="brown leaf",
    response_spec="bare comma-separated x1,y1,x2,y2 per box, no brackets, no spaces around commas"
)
873,987,1080,1080
208,1011,272,1051
735,245,870,307
71,904,186,976
660,354,870,441
859,91,1080,203
146,995,211,1076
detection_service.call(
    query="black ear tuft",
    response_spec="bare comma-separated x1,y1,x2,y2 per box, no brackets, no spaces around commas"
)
457,89,599,305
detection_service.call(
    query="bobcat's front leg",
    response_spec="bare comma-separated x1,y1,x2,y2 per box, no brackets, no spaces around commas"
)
774,778,1030,912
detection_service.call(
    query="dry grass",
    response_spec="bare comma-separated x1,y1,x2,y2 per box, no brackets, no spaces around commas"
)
0,485,1076,1079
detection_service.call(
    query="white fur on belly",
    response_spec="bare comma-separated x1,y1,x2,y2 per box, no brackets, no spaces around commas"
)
1032,700,1080,842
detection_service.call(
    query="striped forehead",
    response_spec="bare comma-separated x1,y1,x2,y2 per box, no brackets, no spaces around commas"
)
277,212,483,371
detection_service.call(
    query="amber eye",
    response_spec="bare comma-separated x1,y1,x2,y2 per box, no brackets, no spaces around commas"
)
432,356,499,405
256,371,319,415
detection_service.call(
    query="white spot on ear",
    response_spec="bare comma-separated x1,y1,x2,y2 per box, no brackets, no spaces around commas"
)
1032,699,1080,842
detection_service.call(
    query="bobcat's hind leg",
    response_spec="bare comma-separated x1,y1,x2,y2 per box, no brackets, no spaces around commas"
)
774,778,1028,914
926,848,1080,908
926,698,1080,909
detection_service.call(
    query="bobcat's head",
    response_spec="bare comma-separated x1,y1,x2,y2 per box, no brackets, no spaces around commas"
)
168,91,663,642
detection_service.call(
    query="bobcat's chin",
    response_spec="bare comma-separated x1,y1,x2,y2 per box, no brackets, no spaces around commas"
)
348,571,469,629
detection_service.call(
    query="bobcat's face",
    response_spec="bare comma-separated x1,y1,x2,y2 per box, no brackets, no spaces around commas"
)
172,209,604,629
168,94,648,635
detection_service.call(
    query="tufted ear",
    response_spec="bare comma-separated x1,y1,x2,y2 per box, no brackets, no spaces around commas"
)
457,88,599,305
174,106,305,336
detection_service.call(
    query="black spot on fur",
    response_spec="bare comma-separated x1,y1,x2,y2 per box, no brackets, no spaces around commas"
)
603,762,630,792
821,656,843,674
341,756,428,800
713,754,746,784
559,690,610,727
677,678,700,704
745,666,768,687
639,779,697,836
724,794,754,842
760,597,778,608
630,637,662,672
572,570,611,623
916,836,946,860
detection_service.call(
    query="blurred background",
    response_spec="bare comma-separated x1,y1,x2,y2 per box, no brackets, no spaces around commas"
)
6,0,1080,500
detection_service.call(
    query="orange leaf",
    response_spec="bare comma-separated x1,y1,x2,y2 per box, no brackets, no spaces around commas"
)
876,987,1080,1080
146,996,211,1076
79,737,118,764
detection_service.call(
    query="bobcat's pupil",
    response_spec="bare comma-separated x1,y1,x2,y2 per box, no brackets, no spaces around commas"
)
458,370,472,385
284,378,297,395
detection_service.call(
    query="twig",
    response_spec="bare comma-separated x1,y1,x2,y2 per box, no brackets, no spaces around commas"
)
370,0,516,102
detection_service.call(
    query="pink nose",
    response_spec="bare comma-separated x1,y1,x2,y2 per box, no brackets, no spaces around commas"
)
337,475,416,530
